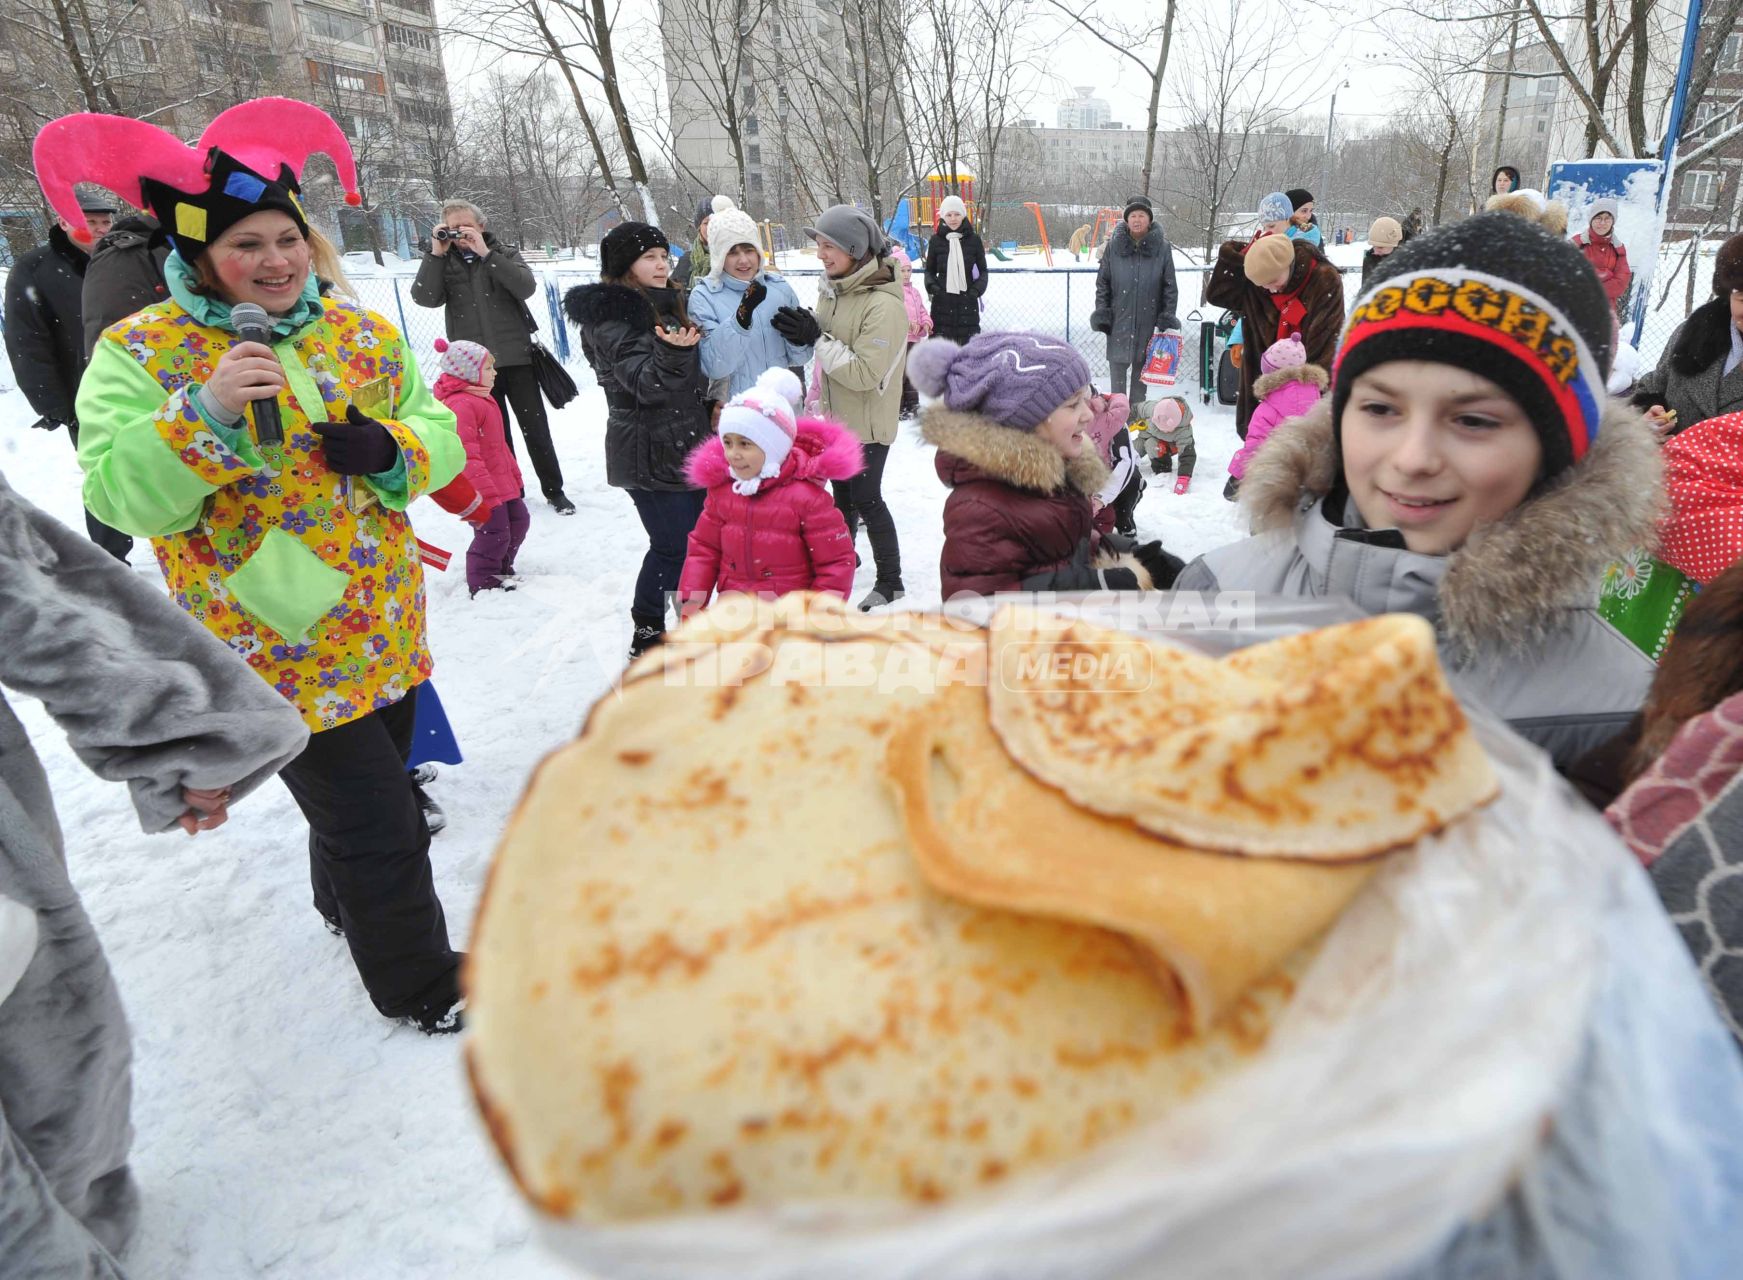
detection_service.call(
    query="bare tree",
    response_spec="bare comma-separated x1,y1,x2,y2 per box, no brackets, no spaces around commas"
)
1040,0,1179,198
655,0,769,204
1168,0,1308,256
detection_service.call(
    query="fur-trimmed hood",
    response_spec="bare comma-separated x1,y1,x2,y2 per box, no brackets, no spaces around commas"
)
1484,189,1570,237
1110,222,1167,258
563,280,684,330
684,416,864,490
920,405,1109,496
1662,295,1731,381
1238,397,1666,652
1251,362,1329,402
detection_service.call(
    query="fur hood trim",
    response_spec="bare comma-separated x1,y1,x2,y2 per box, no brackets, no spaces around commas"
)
919,405,1108,495
1484,190,1570,237
1667,296,1731,380
1240,397,1667,651
1110,223,1167,257
684,416,864,489
1251,363,1329,401
563,281,654,329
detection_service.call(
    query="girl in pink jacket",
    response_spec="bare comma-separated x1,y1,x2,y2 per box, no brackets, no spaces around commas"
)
890,245,933,419
679,368,863,617
1225,333,1328,497
432,338,529,595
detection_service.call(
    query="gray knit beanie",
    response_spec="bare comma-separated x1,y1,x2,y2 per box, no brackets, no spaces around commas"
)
804,204,886,263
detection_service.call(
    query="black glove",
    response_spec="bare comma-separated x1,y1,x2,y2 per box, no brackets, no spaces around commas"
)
29,416,69,432
1134,540,1185,590
1089,309,1112,335
1098,567,1141,590
311,404,400,476
734,280,768,329
771,305,821,346
1158,313,1181,331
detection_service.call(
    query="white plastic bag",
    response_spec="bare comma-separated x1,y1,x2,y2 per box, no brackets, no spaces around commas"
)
527,603,1743,1280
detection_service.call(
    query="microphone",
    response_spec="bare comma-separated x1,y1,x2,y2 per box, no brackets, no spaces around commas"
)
229,302,283,447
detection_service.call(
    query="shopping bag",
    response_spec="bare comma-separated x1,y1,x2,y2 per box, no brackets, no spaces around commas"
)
1140,328,1183,387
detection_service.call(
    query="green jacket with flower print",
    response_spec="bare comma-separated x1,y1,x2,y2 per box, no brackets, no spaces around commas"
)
74,294,464,733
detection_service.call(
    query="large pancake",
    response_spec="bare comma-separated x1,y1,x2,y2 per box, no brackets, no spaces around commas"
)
466,625,1289,1222
986,608,1498,859
886,682,1380,1034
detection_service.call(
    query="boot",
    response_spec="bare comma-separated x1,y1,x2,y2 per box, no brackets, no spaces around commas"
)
400,996,466,1036
628,611,666,661
1223,475,1240,502
1151,454,1173,475
413,783,447,837
857,584,906,612
547,492,576,515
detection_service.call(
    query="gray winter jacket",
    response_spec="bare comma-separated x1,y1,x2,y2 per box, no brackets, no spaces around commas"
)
1093,223,1180,367
1630,297,1743,430
409,232,539,367
0,471,307,1276
1174,400,1663,770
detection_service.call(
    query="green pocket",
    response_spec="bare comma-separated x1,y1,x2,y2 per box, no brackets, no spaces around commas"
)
224,525,350,642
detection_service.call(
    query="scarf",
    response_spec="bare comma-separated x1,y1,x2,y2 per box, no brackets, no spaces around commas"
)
946,232,967,294
1270,276,1310,340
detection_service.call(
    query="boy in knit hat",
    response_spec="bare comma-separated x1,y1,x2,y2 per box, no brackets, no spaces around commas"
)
912,331,1179,599
1177,211,1663,770
1362,216,1404,286
677,368,861,616
1204,224,1344,436
431,337,528,595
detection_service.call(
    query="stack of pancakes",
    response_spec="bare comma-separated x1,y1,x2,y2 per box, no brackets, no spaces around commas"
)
465,598,1498,1224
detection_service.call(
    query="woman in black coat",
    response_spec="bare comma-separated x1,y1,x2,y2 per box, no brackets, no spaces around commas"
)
923,196,988,344
564,223,712,658
1632,231,1743,437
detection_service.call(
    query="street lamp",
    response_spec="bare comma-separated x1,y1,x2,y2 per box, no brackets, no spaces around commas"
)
1320,79,1350,242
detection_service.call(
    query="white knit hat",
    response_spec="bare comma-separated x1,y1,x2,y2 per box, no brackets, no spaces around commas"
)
717,367,803,494
938,194,967,221
707,206,763,281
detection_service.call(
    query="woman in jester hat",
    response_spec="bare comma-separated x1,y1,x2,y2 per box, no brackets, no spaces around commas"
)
45,98,472,1035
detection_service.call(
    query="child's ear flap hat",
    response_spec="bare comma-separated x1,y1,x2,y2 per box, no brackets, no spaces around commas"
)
1334,211,1614,483
718,368,804,494
33,98,360,258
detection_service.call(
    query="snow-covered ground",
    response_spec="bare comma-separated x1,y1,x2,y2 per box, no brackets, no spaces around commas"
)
0,365,1249,1277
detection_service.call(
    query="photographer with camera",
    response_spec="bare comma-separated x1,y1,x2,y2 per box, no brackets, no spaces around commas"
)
412,200,575,514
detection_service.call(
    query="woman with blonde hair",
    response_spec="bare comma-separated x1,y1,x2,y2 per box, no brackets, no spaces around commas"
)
43,98,472,1034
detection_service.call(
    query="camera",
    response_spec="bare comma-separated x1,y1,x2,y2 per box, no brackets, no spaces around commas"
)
435,227,467,242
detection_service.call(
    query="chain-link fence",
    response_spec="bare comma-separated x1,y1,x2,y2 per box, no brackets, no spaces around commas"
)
0,256,1705,406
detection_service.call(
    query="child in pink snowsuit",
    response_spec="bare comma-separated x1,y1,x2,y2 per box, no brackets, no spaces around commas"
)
1227,333,1328,485
432,338,529,595
678,368,863,616
890,245,933,418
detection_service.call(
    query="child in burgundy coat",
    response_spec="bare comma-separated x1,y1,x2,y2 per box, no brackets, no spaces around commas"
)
678,368,862,616
432,338,528,595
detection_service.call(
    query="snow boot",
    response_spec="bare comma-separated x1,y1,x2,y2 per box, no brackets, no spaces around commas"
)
1173,475,1192,495
1151,454,1173,475
628,611,666,661
401,997,466,1036
857,583,906,612
409,763,439,787
548,492,576,515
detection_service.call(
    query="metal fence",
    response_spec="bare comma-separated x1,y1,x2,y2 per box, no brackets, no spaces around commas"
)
0,258,1700,406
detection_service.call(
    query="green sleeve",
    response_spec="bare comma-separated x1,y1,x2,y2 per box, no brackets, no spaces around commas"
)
74,338,264,538
361,342,463,510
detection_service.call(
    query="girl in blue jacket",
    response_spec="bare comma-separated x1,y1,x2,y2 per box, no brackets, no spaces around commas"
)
688,205,814,396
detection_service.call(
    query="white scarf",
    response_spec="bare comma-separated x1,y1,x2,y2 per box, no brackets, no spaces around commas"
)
946,232,967,294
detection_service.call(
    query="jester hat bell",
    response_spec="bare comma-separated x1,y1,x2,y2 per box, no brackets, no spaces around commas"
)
32,98,363,261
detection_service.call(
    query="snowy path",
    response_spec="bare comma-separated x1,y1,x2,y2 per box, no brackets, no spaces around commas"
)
0,377,1247,1278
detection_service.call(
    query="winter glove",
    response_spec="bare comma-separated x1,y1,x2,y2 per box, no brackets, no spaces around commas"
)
734,280,768,329
311,404,400,476
1158,313,1181,332
1134,541,1185,590
1098,567,1142,590
771,305,821,346
1089,309,1112,335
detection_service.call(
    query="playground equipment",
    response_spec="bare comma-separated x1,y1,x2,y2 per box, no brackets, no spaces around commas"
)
1023,201,1054,266
913,168,977,229
1089,207,1123,255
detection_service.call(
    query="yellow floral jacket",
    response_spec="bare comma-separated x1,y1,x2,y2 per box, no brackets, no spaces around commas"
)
76,295,464,733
